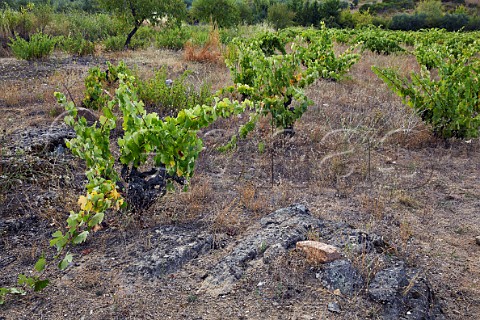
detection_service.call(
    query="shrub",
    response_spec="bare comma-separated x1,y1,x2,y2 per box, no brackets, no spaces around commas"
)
466,14,480,30
136,67,213,114
82,61,212,114
184,24,223,63
359,0,414,13
8,32,56,60
440,13,469,31
129,26,155,50
155,26,191,50
190,0,240,28
103,35,125,52
267,3,295,30
65,12,128,41
390,13,427,30
356,27,405,55
373,45,480,139
83,61,132,110
59,36,95,56
222,26,359,144
188,25,210,45
415,0,444,28
413,43,443,70
0,4,36,43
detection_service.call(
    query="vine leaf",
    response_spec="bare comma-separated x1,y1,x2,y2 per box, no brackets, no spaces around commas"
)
58,253,73,271
73,231,89,244
33,280,49,292
34,256,46,272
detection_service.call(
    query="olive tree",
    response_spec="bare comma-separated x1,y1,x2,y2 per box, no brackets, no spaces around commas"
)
98,0,186,48
190,0,240,27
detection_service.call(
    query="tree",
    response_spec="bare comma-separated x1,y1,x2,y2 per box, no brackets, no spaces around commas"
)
319,0,342,27
249,0,269,23
98,0,186,48
416,0,444,27
190,0,240,27
267,3,295,30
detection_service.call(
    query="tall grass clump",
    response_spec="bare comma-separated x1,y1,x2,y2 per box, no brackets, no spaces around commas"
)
103,35,125,52
50,12,128,41
58,36,95,56
9,32,57,60
184,24,223,63
155,26,192,50
136,67,213,113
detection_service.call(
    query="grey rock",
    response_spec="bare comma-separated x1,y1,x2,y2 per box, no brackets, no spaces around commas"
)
262,243,285,264
10,125,75,153
315,222,386,254
321,259,364,295
476,236,480,245
369,262,408,303
327,302,341,313
201,204,324,295
369,263,444,320
345,230,385,254
129,225,213,278
126,204,443,319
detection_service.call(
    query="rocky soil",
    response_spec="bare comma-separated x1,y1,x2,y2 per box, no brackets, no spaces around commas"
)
1,50,479,319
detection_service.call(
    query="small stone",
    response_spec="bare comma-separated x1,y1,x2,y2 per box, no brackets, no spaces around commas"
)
475,236,480,245
327,302,341,313
296,241,342,263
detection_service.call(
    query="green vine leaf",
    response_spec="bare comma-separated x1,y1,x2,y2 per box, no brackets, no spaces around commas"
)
34,256,46,272
58,253,73,271
89,212,105,227
33,280,49,292
72,231,89,244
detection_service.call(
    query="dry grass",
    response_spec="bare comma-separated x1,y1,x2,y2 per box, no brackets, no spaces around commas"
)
184,25,224,65
1,42,479,319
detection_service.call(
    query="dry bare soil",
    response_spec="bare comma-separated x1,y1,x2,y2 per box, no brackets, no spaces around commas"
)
0,48,479,319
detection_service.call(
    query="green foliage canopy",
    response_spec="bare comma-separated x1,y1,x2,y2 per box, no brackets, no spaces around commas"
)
97,0,186,48
190,0,240,27
267,3,295,30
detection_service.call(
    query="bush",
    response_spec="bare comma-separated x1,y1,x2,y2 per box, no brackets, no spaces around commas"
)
413,43,443,70
103,35,125,52
359,0,414,13
339,9,374,28
82,61,212,114
373,46,480,139
267,3,295,30
129,26,155,50
83,61,132,110
58,36,95,56
155,26,192,50
415,0,444,28
136,67,212,114
9,32,56,60
184,24,223,63
356,27,405,55
440,13,469,31
1,5,35,42
190,0,240,28
390,13,427,31
63,12,128,41
466,15,480,31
